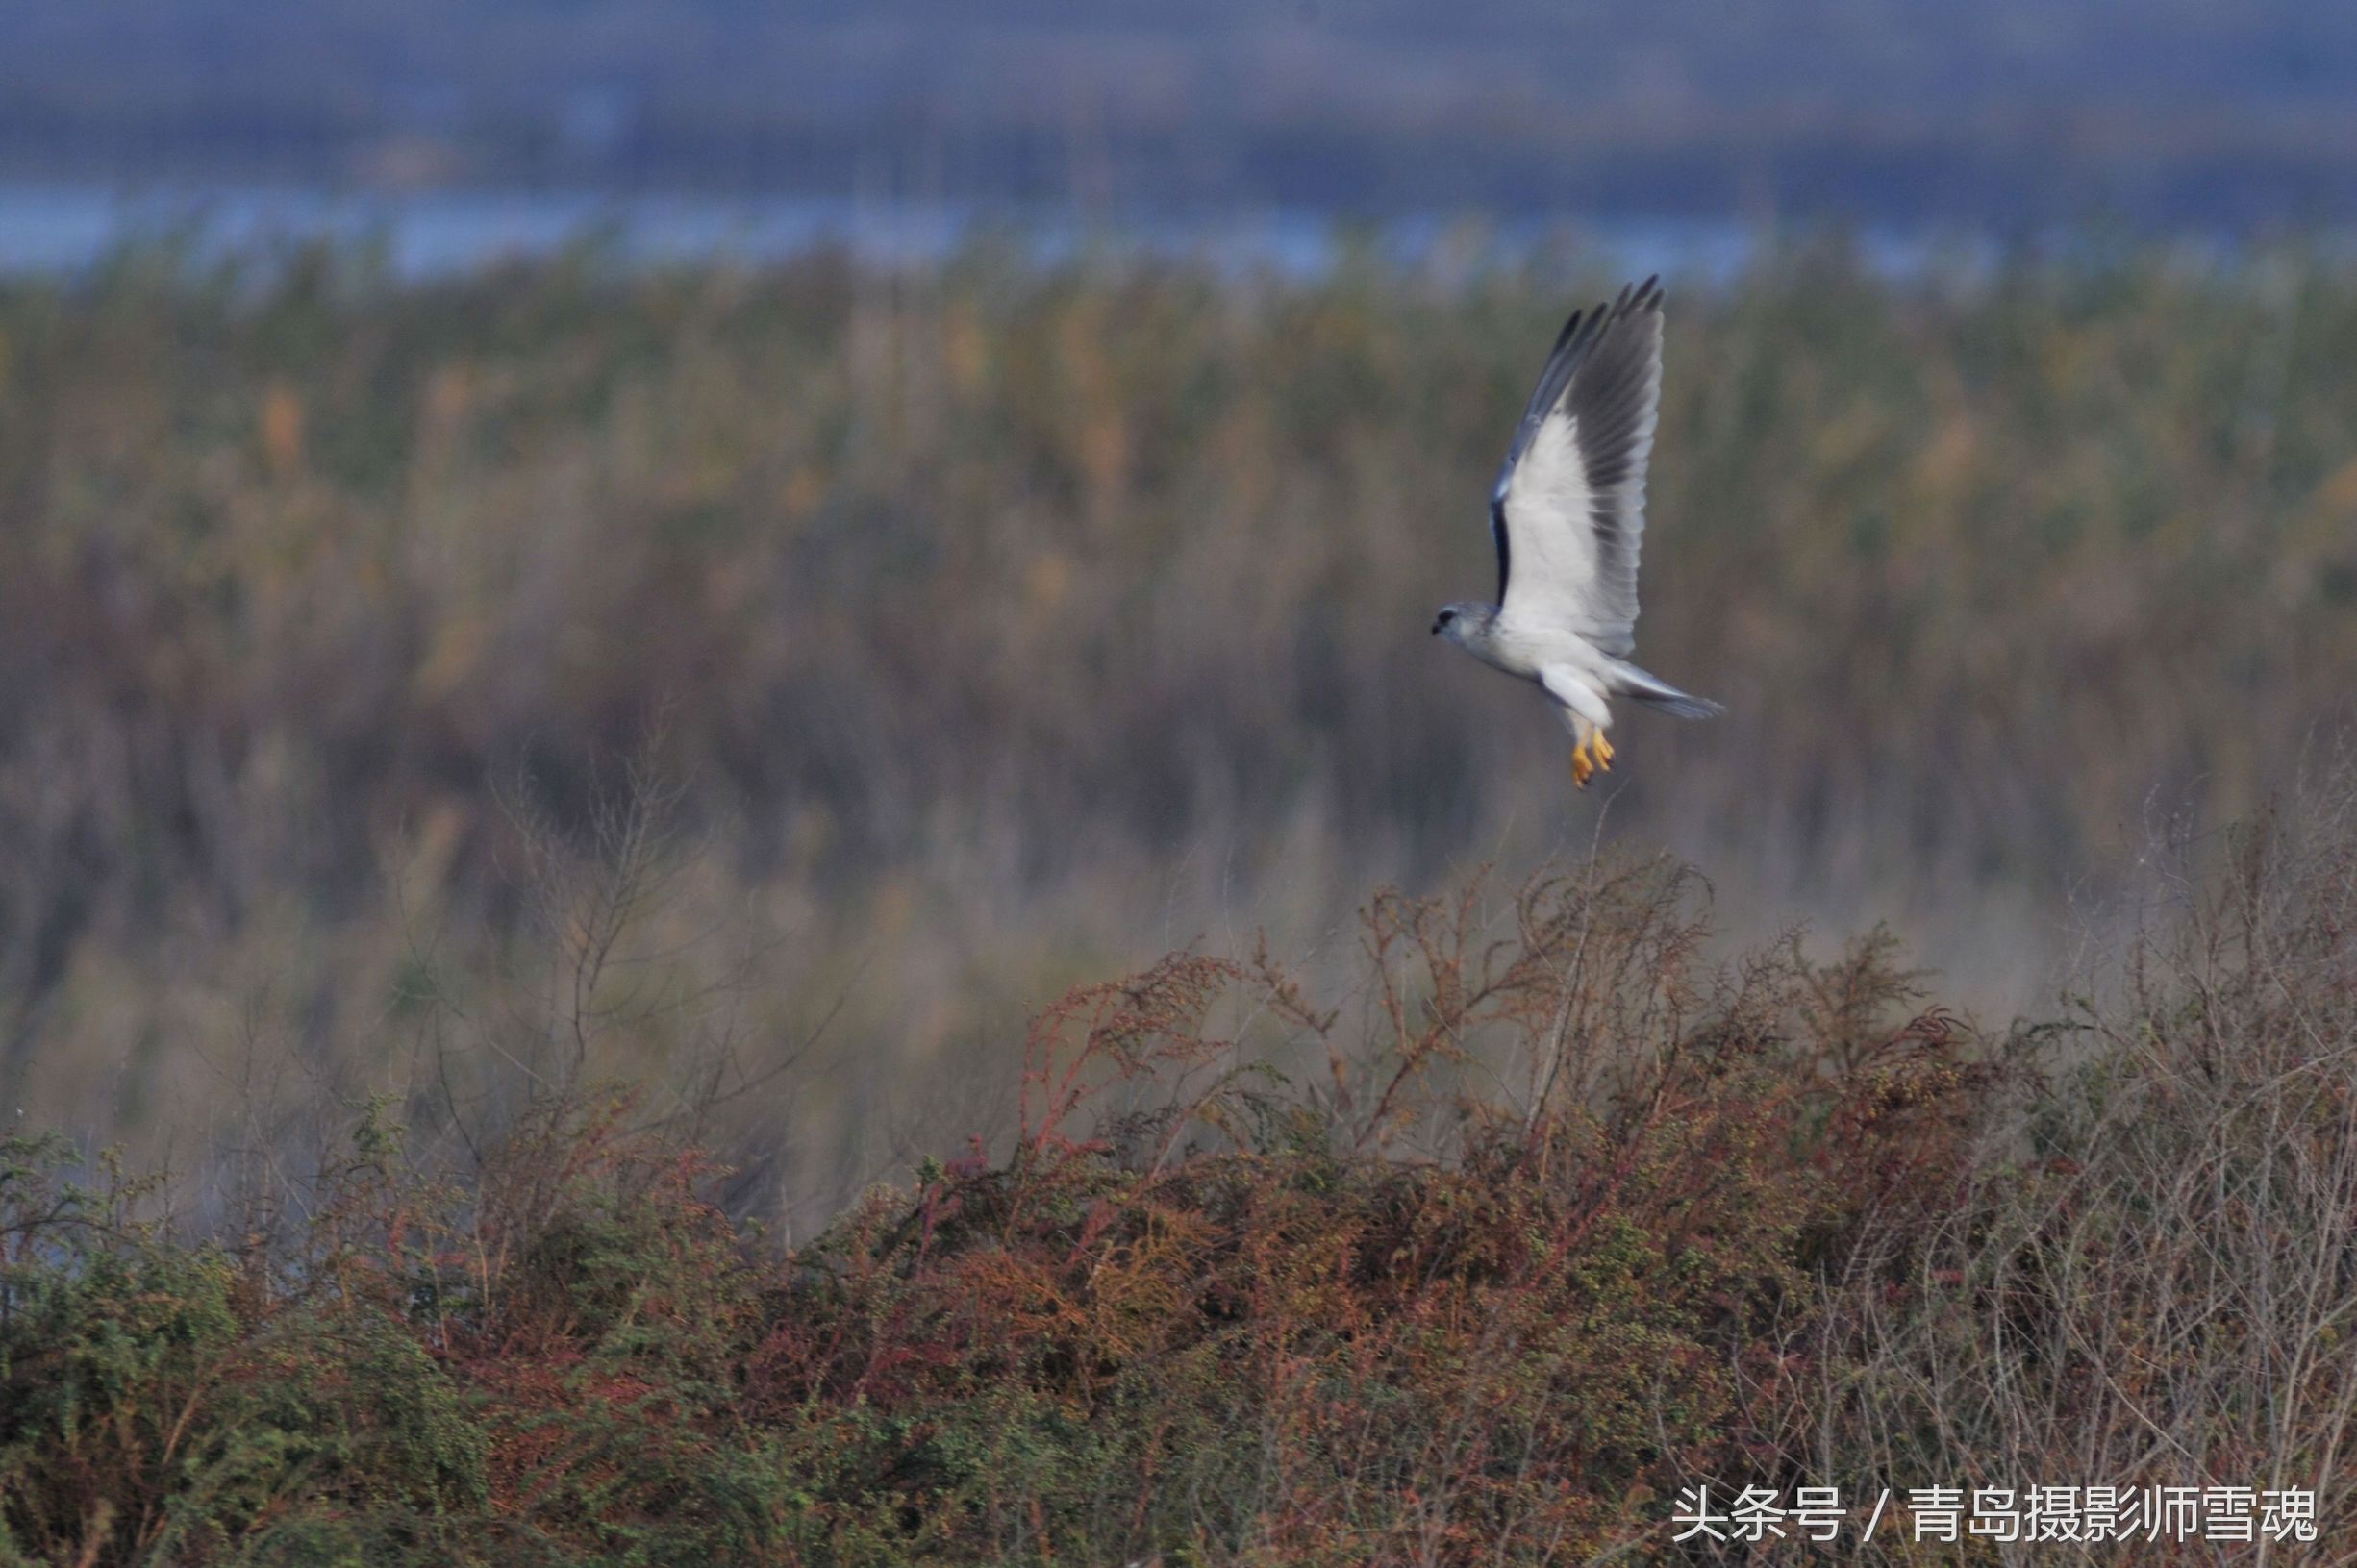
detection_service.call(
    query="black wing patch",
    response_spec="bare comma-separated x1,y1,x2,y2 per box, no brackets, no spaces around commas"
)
1487,276,1663,619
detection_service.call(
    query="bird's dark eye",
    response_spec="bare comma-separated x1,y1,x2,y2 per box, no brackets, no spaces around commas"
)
1439,610,1455,625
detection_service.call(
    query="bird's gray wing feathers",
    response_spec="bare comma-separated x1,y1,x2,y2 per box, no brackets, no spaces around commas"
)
1489,276,1665,658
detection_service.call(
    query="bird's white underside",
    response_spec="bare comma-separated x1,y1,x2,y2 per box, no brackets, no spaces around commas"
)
1444,285,1673,751
1492,401,1660,739
1498,413,1604,636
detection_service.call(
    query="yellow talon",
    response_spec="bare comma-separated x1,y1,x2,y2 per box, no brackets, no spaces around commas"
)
1570,734,1595,788
1595,733,1615,770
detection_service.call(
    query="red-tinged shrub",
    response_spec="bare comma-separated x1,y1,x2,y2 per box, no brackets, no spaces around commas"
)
736,860,2004,1564
43,834,2357,1565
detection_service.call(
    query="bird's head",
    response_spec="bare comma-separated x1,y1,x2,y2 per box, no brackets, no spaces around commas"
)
1430,602,1494,648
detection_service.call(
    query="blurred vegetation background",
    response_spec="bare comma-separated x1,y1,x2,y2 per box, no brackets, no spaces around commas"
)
3,236,2355,1232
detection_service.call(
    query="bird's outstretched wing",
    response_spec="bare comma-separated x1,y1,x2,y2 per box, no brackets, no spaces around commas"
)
1490,277,1665,658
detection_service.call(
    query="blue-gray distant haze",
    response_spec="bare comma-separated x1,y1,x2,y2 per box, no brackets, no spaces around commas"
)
4,0,2355,231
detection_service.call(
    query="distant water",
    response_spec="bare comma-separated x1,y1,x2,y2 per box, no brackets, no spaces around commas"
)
0,180,2023,285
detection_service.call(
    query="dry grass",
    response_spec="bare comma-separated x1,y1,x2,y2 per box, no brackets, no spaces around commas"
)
1789,781,2357,1563
4,236,2357,1232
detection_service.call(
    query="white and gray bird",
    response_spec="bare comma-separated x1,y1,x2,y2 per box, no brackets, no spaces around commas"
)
1432,276,1721,787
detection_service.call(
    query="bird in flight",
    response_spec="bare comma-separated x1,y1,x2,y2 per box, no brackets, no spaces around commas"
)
1432,276,1720,787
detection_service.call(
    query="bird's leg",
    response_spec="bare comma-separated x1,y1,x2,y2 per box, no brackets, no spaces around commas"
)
1570,732,1596,788
1595,732,1615,771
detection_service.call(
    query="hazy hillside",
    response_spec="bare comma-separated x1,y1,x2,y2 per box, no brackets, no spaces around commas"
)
6,0,2357,226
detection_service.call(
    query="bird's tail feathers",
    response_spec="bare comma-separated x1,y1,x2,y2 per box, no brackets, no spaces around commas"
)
1608,659,1724,719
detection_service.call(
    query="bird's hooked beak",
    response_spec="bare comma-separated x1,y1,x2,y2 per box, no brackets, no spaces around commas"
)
1430,618,1443,635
